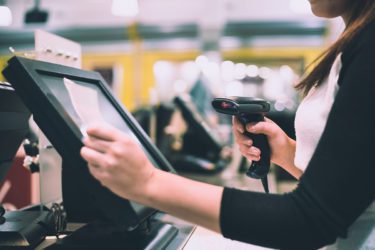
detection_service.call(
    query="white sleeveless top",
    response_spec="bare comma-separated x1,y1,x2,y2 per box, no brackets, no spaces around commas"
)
294,54,342,171
294,54,375,249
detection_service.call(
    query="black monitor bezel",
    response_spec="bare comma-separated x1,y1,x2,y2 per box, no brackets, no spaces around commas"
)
2,56,176,229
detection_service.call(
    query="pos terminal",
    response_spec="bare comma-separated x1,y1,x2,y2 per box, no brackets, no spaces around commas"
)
2,56,178,249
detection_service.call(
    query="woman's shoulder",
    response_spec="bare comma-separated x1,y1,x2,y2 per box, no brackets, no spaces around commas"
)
339,20,375,86
355,19,375,46
342,20,375,62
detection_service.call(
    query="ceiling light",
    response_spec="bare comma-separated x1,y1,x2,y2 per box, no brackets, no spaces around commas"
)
247,65,259,78
111,0,139,17
0,6,12,26
289,0,311,14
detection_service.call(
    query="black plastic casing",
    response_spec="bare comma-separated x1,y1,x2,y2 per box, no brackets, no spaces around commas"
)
212,96,271,184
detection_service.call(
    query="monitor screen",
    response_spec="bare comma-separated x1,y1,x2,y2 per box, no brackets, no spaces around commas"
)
2,57,175,229
41,74,161,170
0,83,30,184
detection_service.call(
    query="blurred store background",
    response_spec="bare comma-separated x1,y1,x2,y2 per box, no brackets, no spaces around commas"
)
0,0,346,208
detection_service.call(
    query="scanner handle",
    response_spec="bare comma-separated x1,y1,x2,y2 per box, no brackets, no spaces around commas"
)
237,114,271,180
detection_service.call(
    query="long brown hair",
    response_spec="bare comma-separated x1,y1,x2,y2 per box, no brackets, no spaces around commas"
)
296,0,375,96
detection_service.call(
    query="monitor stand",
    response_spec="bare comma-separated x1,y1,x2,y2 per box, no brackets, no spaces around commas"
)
46,219,178,250
0,208,55,249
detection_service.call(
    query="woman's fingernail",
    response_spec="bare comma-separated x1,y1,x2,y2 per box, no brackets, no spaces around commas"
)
238,127,244,133
247,125,255,132
251,148,260,155
82,137,88,144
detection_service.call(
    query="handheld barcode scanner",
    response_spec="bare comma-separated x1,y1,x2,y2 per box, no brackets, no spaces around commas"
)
212,97,271,193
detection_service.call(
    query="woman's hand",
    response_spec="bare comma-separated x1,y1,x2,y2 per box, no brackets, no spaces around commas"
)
233,117,302,179
80,123,223,233
80,123,156,201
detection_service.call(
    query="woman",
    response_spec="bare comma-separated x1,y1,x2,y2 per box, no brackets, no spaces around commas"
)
80,0,375,248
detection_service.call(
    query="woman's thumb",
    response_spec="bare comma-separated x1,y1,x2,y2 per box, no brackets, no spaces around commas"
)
246,121,276,136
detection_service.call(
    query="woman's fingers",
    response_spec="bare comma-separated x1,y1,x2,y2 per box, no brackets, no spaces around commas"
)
233,128,254,146
232,116,244,133
246,119,276,137
88,164,110,184
85,123,120,142
82,136,111,154
238,145,261,160
233,116,268,161
249,147,261,156
239,148,261,161
232,118,254,146
80,146,106,168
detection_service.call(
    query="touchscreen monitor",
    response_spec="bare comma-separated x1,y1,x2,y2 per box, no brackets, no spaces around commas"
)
2,57,175,229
